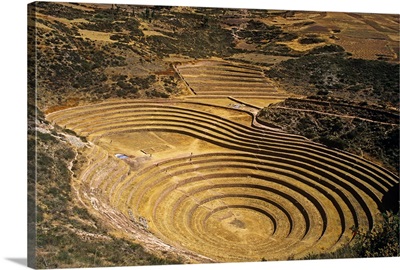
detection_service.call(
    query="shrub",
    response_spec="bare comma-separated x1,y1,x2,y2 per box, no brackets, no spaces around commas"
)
116,80,132,90
304,212,399,259
308,44,345,55
355,212,399,257
318,135,347,150
298,36,325,44
146,89,169,98
55,148,75,160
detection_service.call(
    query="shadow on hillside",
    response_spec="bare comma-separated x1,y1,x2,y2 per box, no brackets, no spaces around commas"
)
381,183,399,214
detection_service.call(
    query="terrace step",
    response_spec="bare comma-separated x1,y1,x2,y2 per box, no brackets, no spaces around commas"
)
48,98,399,262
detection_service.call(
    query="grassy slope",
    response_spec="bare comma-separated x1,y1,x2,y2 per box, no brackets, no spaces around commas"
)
29,3,241,110
258,98,399,174
28,106,182,268
260,49,399,174
265,53,399,107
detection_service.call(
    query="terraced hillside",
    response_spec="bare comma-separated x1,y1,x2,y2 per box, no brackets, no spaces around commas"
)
46,99,399,262
176,60,289,100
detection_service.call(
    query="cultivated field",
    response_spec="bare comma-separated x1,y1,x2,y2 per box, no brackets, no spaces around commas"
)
176,60,289,99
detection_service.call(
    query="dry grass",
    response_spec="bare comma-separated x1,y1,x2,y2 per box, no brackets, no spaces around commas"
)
228,53,294,65
78,29,115,42
59,2,96,12
336,37,394,60
46,99,397,262
257,11,399,61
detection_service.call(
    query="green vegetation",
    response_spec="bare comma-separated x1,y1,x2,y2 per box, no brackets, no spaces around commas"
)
261,43,303,56
28,106,182,269
32,3,348,107
35,2,89,20
258,99,399,173
303,212,399,259
234,19,306,57
260,25,399,174
298,36,325,44
266,54,399,107
30,3,242,107
80,10,143,37
236,19,285,43
29,2,155,106
113,75,158,98
146,11,236,58
307,44,345,55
